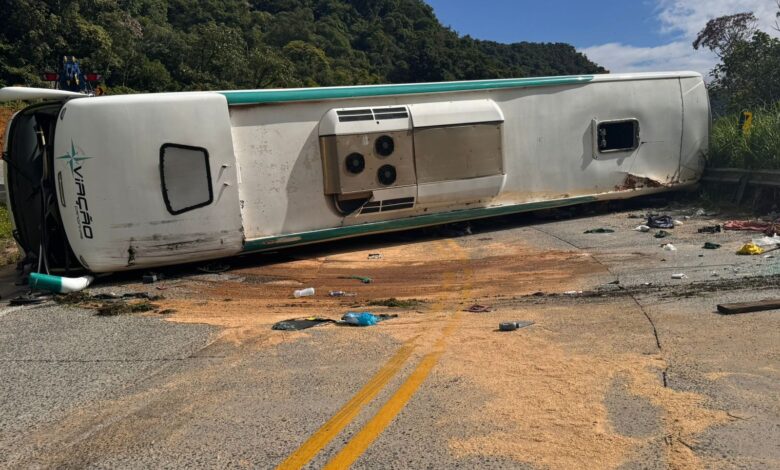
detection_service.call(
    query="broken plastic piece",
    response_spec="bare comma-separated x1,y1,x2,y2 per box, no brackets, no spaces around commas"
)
634,225,651,232
662,243,677,251
703,242,721,250
671,273,687,279
466,304,492,313
29,273,94,294
329,290,357,297
340,275,373,284
499,321,534,332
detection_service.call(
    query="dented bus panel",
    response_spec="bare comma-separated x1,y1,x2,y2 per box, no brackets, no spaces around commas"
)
0,72,710,273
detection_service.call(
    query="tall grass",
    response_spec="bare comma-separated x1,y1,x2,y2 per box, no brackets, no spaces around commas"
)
709,104,780,170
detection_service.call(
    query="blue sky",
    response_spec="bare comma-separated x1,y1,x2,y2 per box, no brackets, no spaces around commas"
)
424,0,780,76
425,1,665,48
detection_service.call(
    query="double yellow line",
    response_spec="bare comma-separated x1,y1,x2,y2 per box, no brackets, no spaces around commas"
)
277,240,472,469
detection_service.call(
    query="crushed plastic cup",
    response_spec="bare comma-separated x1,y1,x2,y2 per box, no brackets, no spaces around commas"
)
329,290,356,297
293,287,315,298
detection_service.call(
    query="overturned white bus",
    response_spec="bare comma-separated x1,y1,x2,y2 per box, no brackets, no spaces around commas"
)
1,71,709,273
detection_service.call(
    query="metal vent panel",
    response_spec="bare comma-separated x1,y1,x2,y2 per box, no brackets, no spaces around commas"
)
336,107,409,123
359,197,415,215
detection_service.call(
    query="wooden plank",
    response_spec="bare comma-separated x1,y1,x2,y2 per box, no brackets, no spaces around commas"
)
717,299,780,315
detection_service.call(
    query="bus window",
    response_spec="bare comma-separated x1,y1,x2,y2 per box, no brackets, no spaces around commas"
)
160,144,213,215
597,119,639,153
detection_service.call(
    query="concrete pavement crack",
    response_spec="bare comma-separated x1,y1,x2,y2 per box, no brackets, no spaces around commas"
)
531,226,668,386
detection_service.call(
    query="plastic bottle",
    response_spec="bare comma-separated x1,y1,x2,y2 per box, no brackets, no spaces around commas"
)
293,287,315,298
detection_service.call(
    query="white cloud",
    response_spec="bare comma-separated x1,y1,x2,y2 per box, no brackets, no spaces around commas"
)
581,0,779,76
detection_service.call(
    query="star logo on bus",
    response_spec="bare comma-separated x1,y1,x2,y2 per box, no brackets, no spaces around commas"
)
57,140,91,174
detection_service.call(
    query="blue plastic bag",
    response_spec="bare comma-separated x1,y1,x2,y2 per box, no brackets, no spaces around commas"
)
342,312,378,327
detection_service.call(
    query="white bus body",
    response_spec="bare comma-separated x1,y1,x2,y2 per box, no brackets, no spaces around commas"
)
1,72,709,273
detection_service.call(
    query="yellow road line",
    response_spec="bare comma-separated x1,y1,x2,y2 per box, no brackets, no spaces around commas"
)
275,337,418,470
322,314,461,470
323,251,473,469
278,239,469,469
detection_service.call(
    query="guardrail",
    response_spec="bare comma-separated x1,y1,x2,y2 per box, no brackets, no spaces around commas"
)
702,168,780,188
701,167,780,203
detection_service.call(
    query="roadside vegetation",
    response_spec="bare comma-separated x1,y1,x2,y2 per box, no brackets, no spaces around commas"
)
695,6,780,170
0,0,604,93
709,104,780,170
0,205,20,266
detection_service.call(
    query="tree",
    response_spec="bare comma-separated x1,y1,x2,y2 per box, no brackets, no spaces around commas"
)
692,12,757,58
695,7,780,111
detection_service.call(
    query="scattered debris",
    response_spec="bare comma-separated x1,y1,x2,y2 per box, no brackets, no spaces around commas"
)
662,243,677,251
698,225,722,234
647,215,674,229
724,220,779,236
634,225,651,232
498,321,535,332
703,242,722,250
143,274,159,284
737,243,764,256
293,287,316,298
96,301,158,316
197,262,230,274
465,304,492,313
752,235,780,248
437,222,473,237
272,317,336,331
717,299,780,315
584,228,615,234
341,312,398,326
655,230,671,239
673,219,684,226
29,273,94,294
627,213,646,219
672,273,687,279
340,275,373,284
564,290,583,295
367,298,425,308
9,291,52,305
329,290,357,297
367,253,383,260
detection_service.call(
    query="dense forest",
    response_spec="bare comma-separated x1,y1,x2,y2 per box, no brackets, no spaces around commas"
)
0,0,606,92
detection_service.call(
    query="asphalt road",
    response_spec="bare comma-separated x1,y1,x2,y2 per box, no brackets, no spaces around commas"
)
0,199,778,469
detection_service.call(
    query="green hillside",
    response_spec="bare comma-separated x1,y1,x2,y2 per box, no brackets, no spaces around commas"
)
0,0,606,92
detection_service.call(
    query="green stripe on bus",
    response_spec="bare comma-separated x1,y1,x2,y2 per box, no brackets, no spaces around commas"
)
221,75,594,105
242,196,597,253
